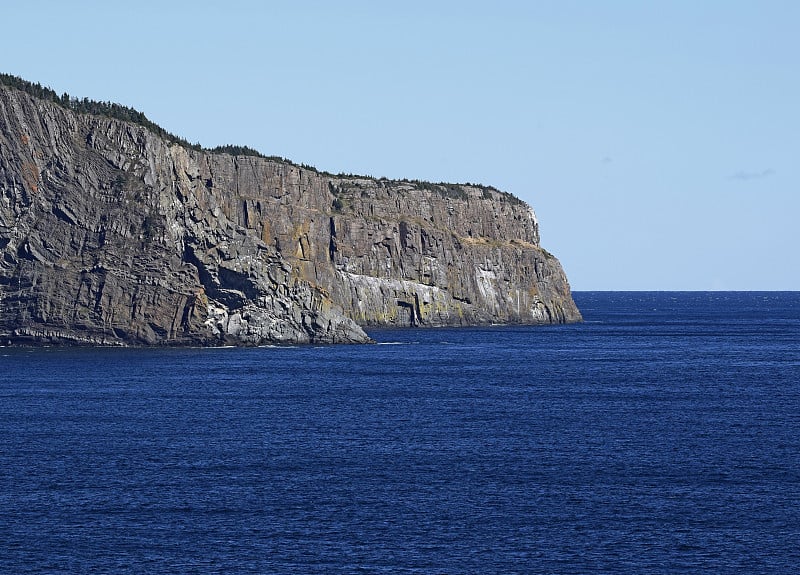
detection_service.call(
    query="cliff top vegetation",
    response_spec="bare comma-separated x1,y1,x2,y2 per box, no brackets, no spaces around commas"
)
0,73,522,205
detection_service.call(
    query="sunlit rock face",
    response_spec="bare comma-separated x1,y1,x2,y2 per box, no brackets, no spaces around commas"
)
0,82,580,346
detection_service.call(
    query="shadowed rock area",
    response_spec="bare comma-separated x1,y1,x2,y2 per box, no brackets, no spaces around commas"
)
0,80,580,346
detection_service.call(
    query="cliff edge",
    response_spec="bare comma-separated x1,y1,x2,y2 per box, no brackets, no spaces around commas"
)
0,78,580,345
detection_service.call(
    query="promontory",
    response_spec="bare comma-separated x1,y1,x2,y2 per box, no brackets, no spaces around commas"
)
0,75,581,345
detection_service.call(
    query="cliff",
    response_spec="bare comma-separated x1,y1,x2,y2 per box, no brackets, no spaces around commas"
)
0,78,580,346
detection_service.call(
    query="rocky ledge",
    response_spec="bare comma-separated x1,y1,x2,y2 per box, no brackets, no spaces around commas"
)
0,78,580,346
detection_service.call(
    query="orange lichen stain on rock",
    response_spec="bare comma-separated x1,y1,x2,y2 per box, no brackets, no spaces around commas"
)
20,134,29,146
195,287,208,307
295,260,317,284
292,221,313,260
261,220,271,245
22,161,39,194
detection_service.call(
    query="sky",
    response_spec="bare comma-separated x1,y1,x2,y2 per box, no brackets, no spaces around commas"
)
3,1,797,290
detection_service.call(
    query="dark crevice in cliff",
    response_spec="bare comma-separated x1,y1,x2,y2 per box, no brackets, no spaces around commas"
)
449,292,473,305
182,241,259,311
182,242,216,296
328,217,337,263
217,266,260,304
395,299,417,326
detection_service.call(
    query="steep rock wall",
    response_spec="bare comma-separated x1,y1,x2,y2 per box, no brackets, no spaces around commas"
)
0,84,580,345
0,86,367,344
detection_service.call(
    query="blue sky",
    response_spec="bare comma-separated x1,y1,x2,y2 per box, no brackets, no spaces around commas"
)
4,1,797,290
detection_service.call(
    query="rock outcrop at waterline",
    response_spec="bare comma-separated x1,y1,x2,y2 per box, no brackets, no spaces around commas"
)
0,79,581,345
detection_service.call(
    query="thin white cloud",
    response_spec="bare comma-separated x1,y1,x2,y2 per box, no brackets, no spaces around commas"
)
730,168,776,181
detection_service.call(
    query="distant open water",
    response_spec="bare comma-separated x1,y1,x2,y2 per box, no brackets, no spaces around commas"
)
1,292,798,574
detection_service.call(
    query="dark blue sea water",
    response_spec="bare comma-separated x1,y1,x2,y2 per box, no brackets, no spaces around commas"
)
1,292,799,574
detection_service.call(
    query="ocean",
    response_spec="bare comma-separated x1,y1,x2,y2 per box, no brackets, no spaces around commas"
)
1,292,798,574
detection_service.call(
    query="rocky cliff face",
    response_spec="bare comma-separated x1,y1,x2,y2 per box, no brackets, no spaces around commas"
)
0,83,580,345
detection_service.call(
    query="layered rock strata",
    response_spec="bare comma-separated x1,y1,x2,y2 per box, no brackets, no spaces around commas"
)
0,83,580,345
